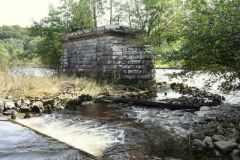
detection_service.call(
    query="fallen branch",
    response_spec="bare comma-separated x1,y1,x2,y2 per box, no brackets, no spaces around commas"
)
96,96,201,110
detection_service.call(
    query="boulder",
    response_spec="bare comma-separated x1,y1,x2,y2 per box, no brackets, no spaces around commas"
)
203,136,214,149
11,111,17,120
214,149,222,157
4,101,15,109
44,104,52,114
192,139,206,150
231,149,240,160
16,100,22,108
214,141,237,153
5,95,12,99
81,101,94,106
3,109,13,116
31,101,44,113
23,113,31,119
200,106,210,111
20,106,31,112
216,125,225,134
212,134,226,142
23,99,31,105
0,101,4,114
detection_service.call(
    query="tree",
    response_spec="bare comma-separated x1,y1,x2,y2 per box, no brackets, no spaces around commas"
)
89,0,106,27
110,0,113,25
0,43,9,70
31,0,94,68
160,0,240,91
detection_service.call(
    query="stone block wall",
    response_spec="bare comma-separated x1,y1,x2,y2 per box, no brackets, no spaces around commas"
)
61,26,155,88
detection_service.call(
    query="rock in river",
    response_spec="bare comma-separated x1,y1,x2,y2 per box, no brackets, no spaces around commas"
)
0,101,4,113
31,101,44,113
231,149,240,160
4,101,15,109
192,139,206,150
212,134,226,142
20,106,31,113
214,141,237,153
203,136,214,149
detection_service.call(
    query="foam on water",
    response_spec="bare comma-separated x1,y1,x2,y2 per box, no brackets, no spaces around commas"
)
156,69,240,105
17,114,124,157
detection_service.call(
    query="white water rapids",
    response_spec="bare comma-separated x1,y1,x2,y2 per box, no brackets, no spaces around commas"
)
9,68,240,158
17,114,124,157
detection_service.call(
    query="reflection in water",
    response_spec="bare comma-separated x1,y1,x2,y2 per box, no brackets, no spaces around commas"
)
10,67,54,77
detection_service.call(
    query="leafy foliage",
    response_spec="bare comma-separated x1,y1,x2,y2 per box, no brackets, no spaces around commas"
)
0,25,41,69
31,0,94,68
160,0,240,91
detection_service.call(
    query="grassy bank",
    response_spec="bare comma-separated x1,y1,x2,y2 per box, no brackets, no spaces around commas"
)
0,72,113,98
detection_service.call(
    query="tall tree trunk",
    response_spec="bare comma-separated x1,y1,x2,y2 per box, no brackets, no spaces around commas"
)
127,0,131,27
110,0,113,25
92,2,97,28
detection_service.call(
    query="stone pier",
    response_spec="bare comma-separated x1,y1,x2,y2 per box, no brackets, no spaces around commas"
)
60,26,155,89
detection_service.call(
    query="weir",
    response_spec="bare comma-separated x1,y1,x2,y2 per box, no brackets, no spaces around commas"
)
60,26,155,89
0,114,98,159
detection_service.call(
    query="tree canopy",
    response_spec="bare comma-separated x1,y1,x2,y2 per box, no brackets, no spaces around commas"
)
0,0,239,91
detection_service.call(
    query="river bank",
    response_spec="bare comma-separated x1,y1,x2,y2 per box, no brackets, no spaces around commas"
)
1,68,240,159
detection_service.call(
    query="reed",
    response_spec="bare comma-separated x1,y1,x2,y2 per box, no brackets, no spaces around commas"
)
0,72,113,98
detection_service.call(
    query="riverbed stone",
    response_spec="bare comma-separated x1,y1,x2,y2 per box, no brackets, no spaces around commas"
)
231,149,240,160
11,110,17,120
20,106,31,112
212,134,226,142
5,95,12,99
200,106,210,111
16,100,22,108
81,101,94,106
4,101,15,109
192,139,206,150
0,101,4,114
214,149,222,157
23,99,31,105
214,141,237,153
3,109,13,116
203,136,214,149
23,113,31,119
31,101,44,113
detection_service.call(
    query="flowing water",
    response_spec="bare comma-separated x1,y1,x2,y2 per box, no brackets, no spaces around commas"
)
1,68,240,159
0,118,93,160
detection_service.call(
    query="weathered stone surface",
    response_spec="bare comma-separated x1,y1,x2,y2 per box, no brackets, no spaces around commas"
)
60,26,155,88
4,101,15,109
212,134,226,142
0,100,4,113
11,110,17,120
23,99,31,105
31,101,44,113
203,136,214,149
192,139,206,149
16,100,22,108
214,141,237,153
3,109,13,116
231,149,240,160
20,106,31,113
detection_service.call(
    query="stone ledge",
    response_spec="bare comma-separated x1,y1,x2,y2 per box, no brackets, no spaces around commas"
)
61,26,138,42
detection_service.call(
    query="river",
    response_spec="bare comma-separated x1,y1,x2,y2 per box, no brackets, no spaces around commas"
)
1,68,240,159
